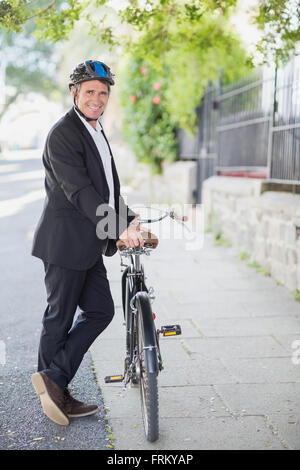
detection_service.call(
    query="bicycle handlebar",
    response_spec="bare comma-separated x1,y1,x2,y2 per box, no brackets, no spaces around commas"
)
137,208,188,225
118,207,190,255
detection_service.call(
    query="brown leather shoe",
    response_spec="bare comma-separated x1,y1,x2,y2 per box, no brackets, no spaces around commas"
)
31,372,69,426
64,389,99,418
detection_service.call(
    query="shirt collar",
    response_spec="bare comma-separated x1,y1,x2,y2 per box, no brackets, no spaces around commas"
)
74,107,102,136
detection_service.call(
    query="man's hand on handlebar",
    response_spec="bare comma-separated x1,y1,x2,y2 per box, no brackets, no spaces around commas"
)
119,215,150,248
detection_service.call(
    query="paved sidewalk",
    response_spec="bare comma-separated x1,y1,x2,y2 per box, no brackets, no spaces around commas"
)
91,197,300,450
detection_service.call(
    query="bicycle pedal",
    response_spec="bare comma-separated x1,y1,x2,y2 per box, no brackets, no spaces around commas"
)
104,375,124,383
159,324,182,336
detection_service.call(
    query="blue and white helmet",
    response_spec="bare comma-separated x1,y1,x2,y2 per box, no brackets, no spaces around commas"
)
69,60,115,90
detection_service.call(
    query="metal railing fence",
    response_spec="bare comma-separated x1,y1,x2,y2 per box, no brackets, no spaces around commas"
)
177,56,300,202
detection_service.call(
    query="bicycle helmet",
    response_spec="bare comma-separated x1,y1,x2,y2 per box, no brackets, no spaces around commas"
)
69,60,115,90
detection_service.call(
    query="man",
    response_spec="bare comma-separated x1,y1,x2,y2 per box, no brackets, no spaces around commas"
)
31,60,145,426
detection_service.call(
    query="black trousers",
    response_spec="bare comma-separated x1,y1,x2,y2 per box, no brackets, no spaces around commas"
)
37,256,114,390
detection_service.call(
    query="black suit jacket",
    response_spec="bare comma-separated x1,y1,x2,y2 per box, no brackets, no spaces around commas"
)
31,107,136,270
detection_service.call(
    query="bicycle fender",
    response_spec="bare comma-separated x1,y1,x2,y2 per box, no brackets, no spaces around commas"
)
135,291,159,375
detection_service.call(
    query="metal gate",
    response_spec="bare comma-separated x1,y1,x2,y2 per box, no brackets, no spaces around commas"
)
177,58,300,203
269,56,300,181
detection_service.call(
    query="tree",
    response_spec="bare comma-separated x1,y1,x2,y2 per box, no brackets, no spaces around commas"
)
119,57,178,174
0,1,252,171
118,3,252,173
0,0,82,39
0,1,300,66
2,1,298,171
254,0,300,65
0,19,60,120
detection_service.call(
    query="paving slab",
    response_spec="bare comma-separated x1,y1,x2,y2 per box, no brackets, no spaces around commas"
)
183,336,288,359
214,382,300,416
222,357,300,384
272,333,300,353
192,316,300,337
107,416,286,450
159,300,252,319
267,414,300,450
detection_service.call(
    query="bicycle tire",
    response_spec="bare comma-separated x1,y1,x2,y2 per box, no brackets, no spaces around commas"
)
136,294,159,442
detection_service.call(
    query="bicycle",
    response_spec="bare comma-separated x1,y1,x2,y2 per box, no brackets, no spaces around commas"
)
105,208,188,442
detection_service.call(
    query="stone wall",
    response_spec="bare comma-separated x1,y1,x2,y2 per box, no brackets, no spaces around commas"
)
113,142,198,206
202,176,300,292
146,161,197,205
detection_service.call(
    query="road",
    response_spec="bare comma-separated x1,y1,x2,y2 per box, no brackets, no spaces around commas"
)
0,149,109,450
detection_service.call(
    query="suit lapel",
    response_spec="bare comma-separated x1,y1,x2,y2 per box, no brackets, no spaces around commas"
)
67,108,120,200
67,108,108,182
99,124,120,188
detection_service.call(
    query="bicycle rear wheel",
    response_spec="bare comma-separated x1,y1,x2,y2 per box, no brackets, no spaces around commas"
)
136,294,159,442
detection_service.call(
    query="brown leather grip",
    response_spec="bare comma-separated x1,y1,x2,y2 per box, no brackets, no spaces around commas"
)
116,231,159,251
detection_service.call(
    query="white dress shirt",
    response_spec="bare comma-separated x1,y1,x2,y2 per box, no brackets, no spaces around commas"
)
75,108,115,210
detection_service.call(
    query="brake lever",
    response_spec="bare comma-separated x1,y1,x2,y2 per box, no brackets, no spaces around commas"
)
169,210,191,232
169,209,188,221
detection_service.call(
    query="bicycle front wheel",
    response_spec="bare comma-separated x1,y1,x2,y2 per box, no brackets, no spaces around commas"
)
136,294,159,442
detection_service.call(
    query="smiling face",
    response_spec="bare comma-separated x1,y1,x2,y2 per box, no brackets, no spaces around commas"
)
72,79,109,128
